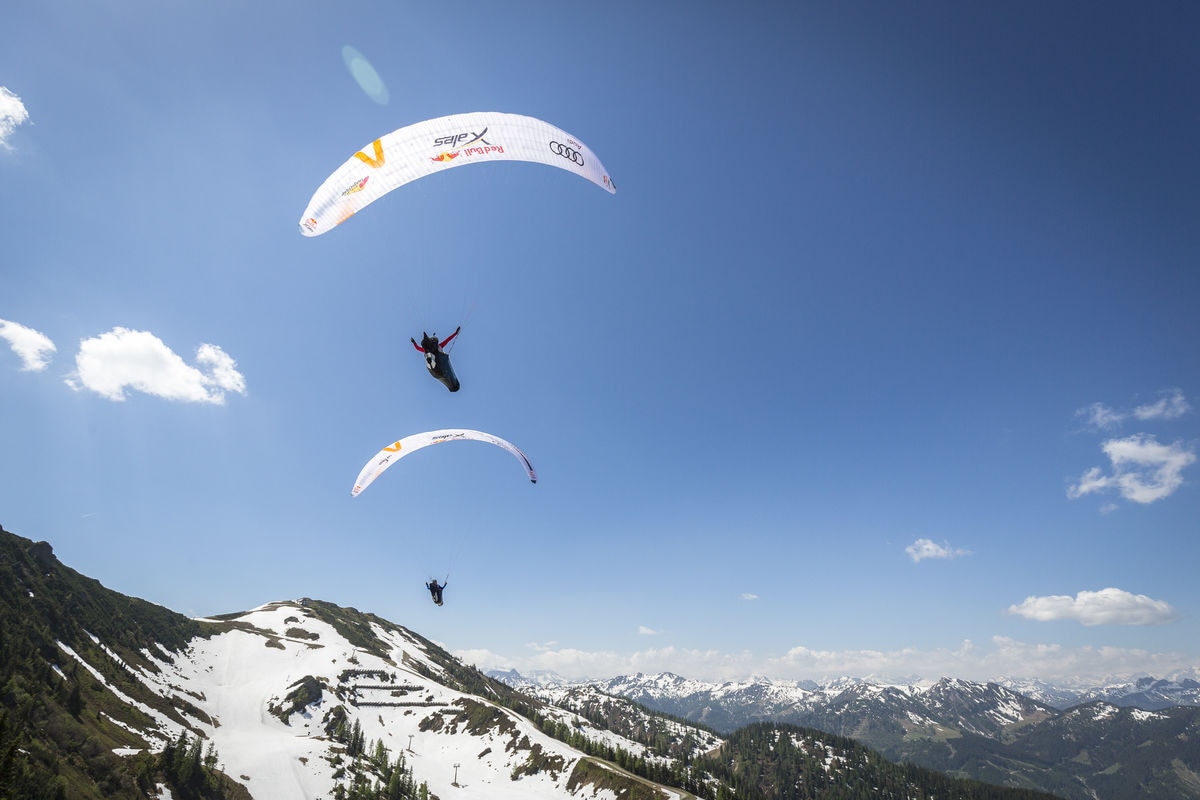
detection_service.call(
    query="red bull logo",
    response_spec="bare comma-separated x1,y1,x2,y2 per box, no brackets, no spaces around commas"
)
431,151,460,163
462,145,504,157
340,176,369,196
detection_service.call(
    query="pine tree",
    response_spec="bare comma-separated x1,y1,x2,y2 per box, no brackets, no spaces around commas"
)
371,737,389,771
66,681,83,717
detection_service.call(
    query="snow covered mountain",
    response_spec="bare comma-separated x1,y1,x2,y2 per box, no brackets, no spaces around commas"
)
491,668,1200,735
595,672,828,733
54,597,717,800
493,670,1200,799
1076,675,1200,710
2,529,720,800
498,671,1060,739
994,673,1200,710
485,668,573,689
147,600,600,799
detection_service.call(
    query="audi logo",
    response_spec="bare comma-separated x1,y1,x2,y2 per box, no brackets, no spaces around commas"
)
549,141,585,166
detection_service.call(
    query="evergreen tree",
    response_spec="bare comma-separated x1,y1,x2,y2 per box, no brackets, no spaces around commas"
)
65,681,83,717
371,737,389,771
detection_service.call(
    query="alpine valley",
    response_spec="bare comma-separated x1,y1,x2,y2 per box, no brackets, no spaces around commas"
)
2,525,1197,800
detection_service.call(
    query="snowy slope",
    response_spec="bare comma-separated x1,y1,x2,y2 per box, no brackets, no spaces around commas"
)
104,600,690,800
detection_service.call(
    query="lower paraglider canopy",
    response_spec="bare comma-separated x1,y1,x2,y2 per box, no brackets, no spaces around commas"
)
351,428,537,497
411,326,460,392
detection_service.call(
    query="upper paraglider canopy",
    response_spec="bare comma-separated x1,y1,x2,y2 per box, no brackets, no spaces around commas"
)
299,111,616,236
351,428,537,497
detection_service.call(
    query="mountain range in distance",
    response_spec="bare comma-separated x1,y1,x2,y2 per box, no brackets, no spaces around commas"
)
490,667,1200,800
487,667,1200,724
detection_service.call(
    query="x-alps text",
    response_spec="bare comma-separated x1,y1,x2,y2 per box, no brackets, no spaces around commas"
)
433,128,492,149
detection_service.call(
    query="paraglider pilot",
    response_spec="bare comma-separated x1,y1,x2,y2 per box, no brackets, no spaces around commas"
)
411,326,461,392
426,579,446,606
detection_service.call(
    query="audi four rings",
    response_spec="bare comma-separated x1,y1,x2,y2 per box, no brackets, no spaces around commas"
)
549,141,585,166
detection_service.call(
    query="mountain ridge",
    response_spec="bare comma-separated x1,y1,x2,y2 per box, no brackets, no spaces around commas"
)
3,525,1065,800
493,669,1200,714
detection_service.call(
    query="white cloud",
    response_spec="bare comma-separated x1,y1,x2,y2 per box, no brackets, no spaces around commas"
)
195,342,247,395
767,642,971,680
1076,402,1125,430
983,636,1191,683
456,644,759,684
637,626,659,636
1007,588,1176,626
740,593,759,601
1075,389,1190,430
0,87,30,149
1134,388,1190,422
905,538,969,563
0,318,56,371
1068,434,1195,504
65,327,246,404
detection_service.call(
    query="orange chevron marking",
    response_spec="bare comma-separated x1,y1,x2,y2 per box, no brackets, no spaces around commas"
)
354,139,386,168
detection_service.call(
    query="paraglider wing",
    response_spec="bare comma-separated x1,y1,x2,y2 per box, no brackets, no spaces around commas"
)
299,111,616,236
350,428,537,496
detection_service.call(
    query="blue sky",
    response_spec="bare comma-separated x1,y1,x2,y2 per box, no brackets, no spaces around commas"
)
2,1,1198,685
